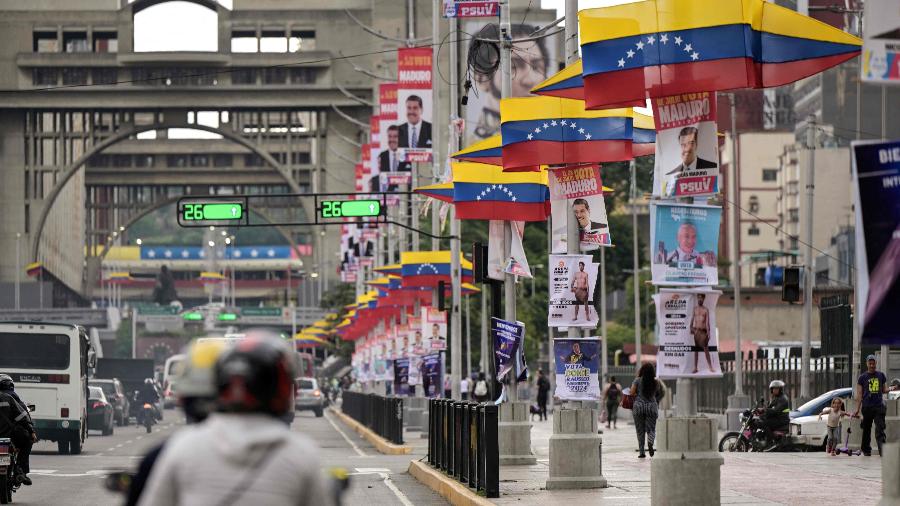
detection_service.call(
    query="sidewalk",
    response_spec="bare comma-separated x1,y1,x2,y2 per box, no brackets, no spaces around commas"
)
487,412,884,505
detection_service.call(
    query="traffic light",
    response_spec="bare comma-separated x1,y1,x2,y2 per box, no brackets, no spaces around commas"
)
782,266,801,302
472,242,489,283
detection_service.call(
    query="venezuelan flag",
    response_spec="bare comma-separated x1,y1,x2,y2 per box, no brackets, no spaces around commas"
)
633,111,656,157
453,135,503,165
415,182,455,203
451,161,550,221
400,250,474,288
373,263,402,276
531,59,646,107
579,0,861,109
500,96,634,170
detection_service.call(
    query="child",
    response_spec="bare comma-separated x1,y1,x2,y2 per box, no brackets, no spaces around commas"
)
818,397,848,455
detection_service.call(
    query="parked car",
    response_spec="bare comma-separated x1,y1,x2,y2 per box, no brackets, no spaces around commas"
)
88,386,115,436
89,378,130,426
295,377,324,417
789,387,853,449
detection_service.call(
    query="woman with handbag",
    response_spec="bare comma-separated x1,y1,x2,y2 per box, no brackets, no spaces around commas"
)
628,363,665,458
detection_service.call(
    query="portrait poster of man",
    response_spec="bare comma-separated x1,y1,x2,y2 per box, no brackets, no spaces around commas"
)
393,357,410,396
851,139,900,345
548,254,599,328
463,21,559,146
491,317,524,381
421,352,444,398
422,306,447,351
651,92,719,198
408,320,425,357
394,324,409,359
548,164,612,253
650,203,721,286
654,289,723,378
377,84,413,195
554,338,601,400
367,118,382,194
397,47,433,163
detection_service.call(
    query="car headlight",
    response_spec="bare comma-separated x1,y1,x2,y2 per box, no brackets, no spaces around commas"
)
790,423,800,436
739,413,748,423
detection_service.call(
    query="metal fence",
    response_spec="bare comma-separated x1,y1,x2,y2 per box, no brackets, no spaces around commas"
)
341,390,404,444
695,356,850,413
428,399,499,498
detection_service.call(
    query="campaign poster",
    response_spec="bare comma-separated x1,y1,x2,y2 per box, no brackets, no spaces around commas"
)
650,203,721,286
505,221,532,278
421,352,444,398
548,164,612,253
487,220,506,281
397,47,433,163
852,140,900,345
548,254,599,328
377,83,412,197
408,355,422,386
553,338,601,401
394,324,409,358
463,20,559,147
393,357,410,396
654,289,723,378
491,317,524,380
339,224,359,282
422,306,447,351
861,0,900,84
652,92,719,198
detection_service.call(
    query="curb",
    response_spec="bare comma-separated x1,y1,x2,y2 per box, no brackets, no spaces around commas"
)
408,460,495,506
329,408,411,455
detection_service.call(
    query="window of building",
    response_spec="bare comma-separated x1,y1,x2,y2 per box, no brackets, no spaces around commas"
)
260,29,286,53
87,154,110,168
112,154,132,167
231,30,257,53
32,68,59,86
33,31,58,52
94,31,118,53
289,68,316,84
748,225,760,236
63,31,90,53
167,154,188,168
91,68,118,85
62,67,88,85
289,30,316,52
134,155,154,168
232,68,258,85
293,152,311,164
190,154,209,167
244,154,264,167
263,67,288,84
762,168,777,181
134,1,218,52
748,195,759,213
213,154,232,167
788,208,799,223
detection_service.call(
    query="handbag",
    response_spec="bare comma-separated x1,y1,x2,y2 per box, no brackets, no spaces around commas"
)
621,392,635,410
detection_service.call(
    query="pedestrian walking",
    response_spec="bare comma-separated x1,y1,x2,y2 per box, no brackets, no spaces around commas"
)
853,354,888,456
460,375,471,401
473,373,490,403
443,375,452,399
630,363,665,458
602,376,622,429
536,370,550,421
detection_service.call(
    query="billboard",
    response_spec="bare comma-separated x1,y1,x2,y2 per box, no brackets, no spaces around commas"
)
650,203,721,286
422,306,447,351
861,0,900,84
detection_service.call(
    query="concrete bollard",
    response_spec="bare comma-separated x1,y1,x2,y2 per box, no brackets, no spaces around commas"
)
650,416,723,506
878,442,900,506
884,399,900,444
406,396,427,432
546,406,607,489
499,401,536,465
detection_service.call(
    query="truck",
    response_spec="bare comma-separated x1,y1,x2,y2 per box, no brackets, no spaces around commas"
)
94,358,156,398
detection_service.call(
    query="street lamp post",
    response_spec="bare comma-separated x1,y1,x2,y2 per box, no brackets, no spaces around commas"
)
15,233,21,310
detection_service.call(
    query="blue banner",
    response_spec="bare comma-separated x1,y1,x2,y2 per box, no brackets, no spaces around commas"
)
421,352,444,398
852,140,900,345
491,317,524,381
393,358,410,396
553,338,601,400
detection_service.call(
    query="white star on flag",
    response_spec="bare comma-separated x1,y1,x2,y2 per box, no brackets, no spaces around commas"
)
147,250,156,258
617,58,625,67
534,127,540,133
164,250,172,258
684,43,692,52
527,133,533,140
234,250,241,258
542,123,549,129
199,250,205,258
674,36,683,45
647,35,655,45
570,123,577,129
585,133,592,140
636,41,644,50
492,184,497,189
660,34,669,44
550,120,557,126
511,196,517,202
626,49,635,58
561,120,567,125
267,249,275,257
181,250,190,258
250,249,259,258
476,195,482,201
578,128,585,134
691,52,700,60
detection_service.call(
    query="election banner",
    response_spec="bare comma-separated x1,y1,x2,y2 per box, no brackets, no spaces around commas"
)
491,317,524,381
397,47,433,163
861,0,900,84
654,289,723,378
852,140,900,345
422,306,447,351
548,164,612,253
548,254,599,328
421,351,444,398
487,220,506,281
374,358,388,382
652,92,719,198
443,0,499,18
408,320,426,356
650,203,721,286
505,220,532,278
393,357,410,396
554,338,601,400
408,355,421,386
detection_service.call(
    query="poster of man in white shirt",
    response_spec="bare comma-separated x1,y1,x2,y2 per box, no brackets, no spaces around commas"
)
650,202,721,286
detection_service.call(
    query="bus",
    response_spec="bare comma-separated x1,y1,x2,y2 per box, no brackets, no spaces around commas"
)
162,354,186,408
0,322,94,454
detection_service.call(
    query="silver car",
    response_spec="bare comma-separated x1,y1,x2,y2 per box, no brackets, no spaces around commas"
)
295,377,324,417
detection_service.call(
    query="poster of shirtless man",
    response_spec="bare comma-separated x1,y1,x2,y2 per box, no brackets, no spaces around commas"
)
690,294,716,373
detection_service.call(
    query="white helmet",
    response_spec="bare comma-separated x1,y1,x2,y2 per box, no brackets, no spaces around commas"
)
769,379,785,391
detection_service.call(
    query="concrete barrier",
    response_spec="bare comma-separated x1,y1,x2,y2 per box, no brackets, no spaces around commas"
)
406,395,427,431
884,399,900,443
499,401,536,465
650,416,723,506
408,460,494,506
879,442,900,506
546,406,607,490
329,408,412,455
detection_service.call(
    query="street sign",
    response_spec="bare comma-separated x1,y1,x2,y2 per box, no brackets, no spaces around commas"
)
177,199,248,227
320,199,382,219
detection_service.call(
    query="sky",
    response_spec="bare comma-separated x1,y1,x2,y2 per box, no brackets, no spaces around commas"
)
540,0,641,21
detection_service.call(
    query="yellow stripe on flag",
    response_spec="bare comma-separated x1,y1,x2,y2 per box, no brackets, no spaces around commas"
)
531,59,583,93
453,135,501,158
500,96,632,123
451,161,548,186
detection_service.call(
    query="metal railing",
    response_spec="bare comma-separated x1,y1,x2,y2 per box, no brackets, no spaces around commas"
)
427,399,499,498
341,390,404,444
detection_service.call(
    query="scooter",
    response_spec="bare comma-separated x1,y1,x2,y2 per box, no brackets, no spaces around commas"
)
0,438,20,504
834,416,861,456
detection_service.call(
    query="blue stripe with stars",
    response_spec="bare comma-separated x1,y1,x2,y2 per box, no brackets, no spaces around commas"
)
581,24,860,76
453,182,550,203
500,117,631,146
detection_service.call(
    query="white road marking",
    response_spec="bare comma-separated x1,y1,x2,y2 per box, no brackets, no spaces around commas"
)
352,469,414,506
136,436,143,440
126,440,133,444
115,444,123,448
30,469,111,478
106,447,116,452
323,410,367,457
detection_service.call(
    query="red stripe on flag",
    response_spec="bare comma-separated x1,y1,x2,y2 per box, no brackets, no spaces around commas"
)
502,139,632,169
455,201,549,222
760,52,859,88
632,143,656,157
456,155,504,165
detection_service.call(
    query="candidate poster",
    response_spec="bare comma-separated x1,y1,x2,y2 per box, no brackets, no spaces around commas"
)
505,221,532,278
548,254,599,328
861,0,900,84
487,220,506,281
650,203,721,286
408,355,422,386
652,93,719,198
378,83,412,195
397,47,433,163
549,164,612,253
422,306,447,351
852,140,900,345
394,324,409,358
554,338,601,400
654,289,723,378
408,320,426,356
491,317,524,381
393,357,410,396
421,352,444,398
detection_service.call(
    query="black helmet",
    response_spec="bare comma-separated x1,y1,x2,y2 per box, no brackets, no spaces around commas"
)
0,374,12,391
215,334,296,417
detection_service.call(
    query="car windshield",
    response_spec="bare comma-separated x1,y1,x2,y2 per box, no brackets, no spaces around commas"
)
91,381,116,396
795,390,847,415
89,387,105,400
297,379,315,390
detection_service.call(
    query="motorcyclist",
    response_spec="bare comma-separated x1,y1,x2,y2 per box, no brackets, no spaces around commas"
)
0,374,37,486
136,378,160,423
137,334,334,506
760,379,791,437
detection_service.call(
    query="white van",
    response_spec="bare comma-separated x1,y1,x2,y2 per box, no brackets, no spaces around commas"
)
0,322,94,454
162,354,185,408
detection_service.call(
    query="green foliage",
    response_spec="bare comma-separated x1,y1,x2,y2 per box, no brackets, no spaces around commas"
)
319,282,355,312
612,271,656,344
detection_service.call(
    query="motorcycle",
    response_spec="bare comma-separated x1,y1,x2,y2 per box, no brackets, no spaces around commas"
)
718,399,801,452
0,438,20,504
139,403,155,434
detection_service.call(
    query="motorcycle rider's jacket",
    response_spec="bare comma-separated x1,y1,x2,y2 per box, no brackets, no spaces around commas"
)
0,391,33,438
764,393,791,429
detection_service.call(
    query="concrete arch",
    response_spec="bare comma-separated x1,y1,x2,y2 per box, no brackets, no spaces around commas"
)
127,0,224,15
32,122,302,261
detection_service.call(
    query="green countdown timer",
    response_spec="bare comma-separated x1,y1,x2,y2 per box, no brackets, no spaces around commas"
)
320,200,382,219
182,202,244,221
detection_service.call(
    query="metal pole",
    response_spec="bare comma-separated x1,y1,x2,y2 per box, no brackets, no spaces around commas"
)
15,233,21,310
131,309,137,359
449,18,462,400
431,0,442,252
466,295,472,379
600,247,608,386
631,160,641,369
231,236,236,308
565,0,580,347
800,114,816,402
481,284,489,377
730,94,744,395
